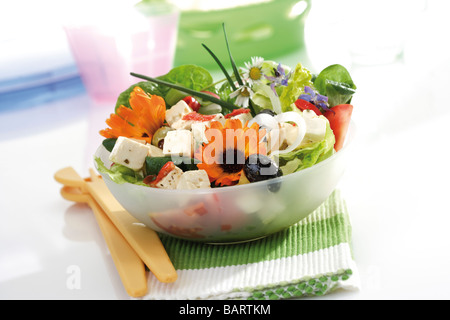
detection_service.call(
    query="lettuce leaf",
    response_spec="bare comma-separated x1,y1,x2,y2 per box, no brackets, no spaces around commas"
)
115,64,214,111
94,157,148,186
158,64,214,106
313,64,356,107
277,119,335,174
279,63,313,112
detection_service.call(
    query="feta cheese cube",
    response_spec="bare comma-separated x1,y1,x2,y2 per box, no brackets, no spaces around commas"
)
165,100,193,127
304,117,326,142
129,138,147,144
109,136,150,170
162,129,193,157
176,170,211,190
211,113,225,125
146,144,165,157
268,122,298,152
191,122,209,146
154,166,183,189
281,122,298,146
171,119,194,130
302,111,326,142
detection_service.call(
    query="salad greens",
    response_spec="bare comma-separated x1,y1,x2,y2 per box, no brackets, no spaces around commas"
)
313,64,357,107
277,120,335,174
145,156,197,176
279,63,314,112
159,65,213,92
116,64,214,111
95,157,147,186
99,23,356,190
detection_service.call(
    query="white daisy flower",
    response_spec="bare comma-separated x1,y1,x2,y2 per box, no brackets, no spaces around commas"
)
241,56,265,86
229,84,254,109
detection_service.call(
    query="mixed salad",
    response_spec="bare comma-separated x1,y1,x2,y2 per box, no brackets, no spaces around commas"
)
96,25,356,190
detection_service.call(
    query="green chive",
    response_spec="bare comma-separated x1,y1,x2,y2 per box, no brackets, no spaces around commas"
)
248,99,257,117
130,72,239,112
202,43,236,91
222,23,243,87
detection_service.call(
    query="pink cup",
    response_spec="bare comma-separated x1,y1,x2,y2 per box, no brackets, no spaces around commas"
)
64,5,179,104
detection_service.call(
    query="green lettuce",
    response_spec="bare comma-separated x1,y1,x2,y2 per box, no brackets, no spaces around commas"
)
158,64,214,106
252,82,282,114
313,64,356,107
94,157,147,186
249,61,291,113
277,119,335,174
115,64,214,111
279,63,313,112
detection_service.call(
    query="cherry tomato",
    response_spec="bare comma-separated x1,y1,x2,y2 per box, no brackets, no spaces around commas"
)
183,96,201,112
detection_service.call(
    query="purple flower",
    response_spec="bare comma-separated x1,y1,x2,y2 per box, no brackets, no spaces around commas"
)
299,86,332,112
264,63,292,96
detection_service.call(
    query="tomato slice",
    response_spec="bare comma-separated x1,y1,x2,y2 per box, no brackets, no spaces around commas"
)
323,104,353,151
148,161,176,187
182,112,217,122
294,99,322,116
225,108,251,119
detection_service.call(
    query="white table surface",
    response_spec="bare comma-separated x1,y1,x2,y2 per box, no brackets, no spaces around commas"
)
1,0,449,300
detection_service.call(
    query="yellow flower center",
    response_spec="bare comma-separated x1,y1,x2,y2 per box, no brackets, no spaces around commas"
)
249,67,262,81
241,87,251,97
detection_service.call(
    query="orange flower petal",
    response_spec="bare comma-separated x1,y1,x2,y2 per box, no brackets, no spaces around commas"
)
199,115,266,186
99,86,166,144
224,119,243,130
209,121,224,130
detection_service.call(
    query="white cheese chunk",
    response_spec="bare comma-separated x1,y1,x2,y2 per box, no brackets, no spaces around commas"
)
176,170,211,190
191,122,209,147
154,166,183,189
211,113,225,125
268,122,298,152
171,119,194,130
165,100,193,127
162,129,193,157
109,136,151,171
129,138,147,144
302,111,327,143
281,122,298,146
146,144,165,157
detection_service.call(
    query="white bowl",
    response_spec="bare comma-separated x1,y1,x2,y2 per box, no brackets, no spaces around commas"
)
94,122,355,243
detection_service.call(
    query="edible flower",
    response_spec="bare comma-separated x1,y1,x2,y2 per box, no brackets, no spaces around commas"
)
196,119,267,187
241,56,265,86
100,86,166,144
229,83,254,109
264,63,292,95
298,86,332,112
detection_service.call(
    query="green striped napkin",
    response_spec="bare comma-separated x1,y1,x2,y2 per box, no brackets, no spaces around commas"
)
141,190,359,300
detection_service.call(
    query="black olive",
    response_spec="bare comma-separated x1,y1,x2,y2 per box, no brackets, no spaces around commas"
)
244,154,283,183
158,139,165,149
267,169,283,193
257,109,276,117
